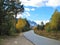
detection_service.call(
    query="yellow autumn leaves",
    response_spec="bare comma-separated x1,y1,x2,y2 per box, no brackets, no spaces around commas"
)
16,18,27,30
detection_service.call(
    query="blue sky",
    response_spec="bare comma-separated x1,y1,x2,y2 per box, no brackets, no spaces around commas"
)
17,0,60,24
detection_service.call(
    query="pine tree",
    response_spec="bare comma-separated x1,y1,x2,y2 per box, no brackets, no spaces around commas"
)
0,0,24,35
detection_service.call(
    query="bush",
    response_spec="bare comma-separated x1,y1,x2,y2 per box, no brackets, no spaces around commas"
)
45,22,51,32
7,26,16,35
22,26,31,32
45,25,51,32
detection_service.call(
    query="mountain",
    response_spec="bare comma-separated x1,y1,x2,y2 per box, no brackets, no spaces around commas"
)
28,20,37,27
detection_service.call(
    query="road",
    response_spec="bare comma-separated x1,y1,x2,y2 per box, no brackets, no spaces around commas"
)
24,30,60,45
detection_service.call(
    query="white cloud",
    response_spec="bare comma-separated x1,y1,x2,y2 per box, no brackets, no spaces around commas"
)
23,12,30,17
46,0,60,7
20,0,60,7
25,8,30,11
31,8,35,11
16,14,23,18
20,0,45,7
34,20,49,25
25,8,35,11
16,12,30,18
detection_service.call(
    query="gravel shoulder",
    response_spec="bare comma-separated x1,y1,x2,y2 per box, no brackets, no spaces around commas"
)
0,33,34,45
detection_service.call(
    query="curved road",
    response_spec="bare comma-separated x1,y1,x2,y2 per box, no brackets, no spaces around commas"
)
1,30,60,45
24,30,60,45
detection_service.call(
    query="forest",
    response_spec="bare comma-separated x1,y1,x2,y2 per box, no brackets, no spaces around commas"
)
0,0,26,36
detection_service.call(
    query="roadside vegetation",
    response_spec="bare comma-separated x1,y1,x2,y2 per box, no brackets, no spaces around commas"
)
33,10,60,40
0,0,24,36
0,0,31,36
0,0,32,44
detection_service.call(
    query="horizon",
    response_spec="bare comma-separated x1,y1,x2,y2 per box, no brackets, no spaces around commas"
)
16,0,60,25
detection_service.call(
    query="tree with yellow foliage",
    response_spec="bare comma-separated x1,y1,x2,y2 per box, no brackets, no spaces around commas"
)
16,18,30,33
50,10,60,31
16,18,26,32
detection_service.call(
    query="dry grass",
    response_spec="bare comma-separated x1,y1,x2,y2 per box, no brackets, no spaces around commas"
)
34,30,60,40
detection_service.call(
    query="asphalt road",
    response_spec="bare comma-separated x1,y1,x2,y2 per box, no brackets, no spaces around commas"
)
24,30,60,45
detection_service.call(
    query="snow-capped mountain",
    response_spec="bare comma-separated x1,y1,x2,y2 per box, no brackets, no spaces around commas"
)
28,20,37,27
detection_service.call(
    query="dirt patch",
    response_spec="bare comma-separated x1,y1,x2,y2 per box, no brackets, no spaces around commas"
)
0,33,34,45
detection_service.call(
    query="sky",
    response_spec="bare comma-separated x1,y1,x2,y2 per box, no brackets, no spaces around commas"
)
17,0,60,24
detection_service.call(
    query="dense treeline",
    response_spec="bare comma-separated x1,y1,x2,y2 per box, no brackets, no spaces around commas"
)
45,10,60,32
0,0,24,35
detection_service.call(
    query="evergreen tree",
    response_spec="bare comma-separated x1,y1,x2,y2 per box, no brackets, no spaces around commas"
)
0,0,24,35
